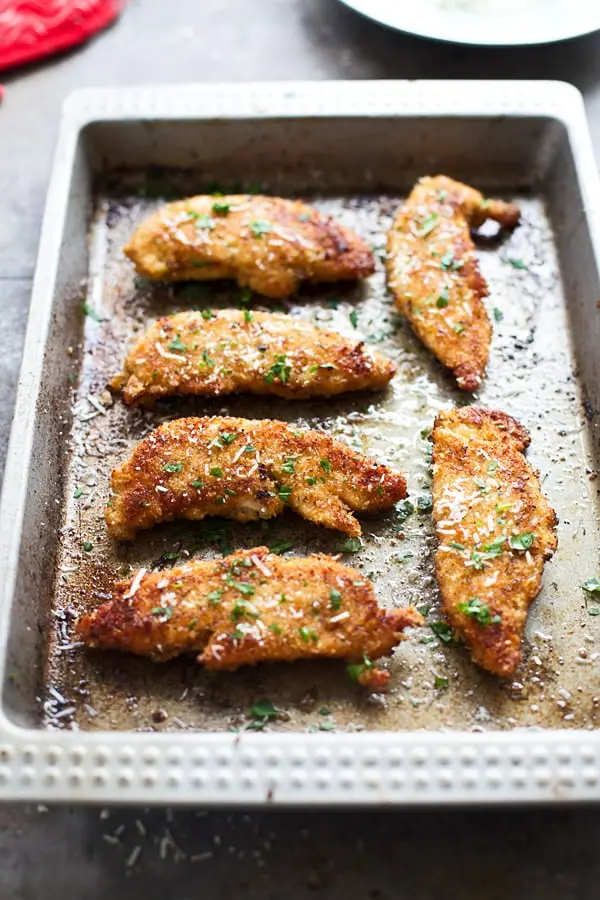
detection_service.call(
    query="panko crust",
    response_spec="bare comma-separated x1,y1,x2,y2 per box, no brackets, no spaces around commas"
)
386,175,520,391
432,407,557,676
123,194,375,298
76,547,422,687
111,309,396,406
105,416,407,541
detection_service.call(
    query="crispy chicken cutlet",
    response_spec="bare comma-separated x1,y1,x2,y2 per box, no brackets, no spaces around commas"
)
431,407,557,676
76,547,422,688
123,195,375,298
106,416,407,541
111,309,396,406
386,176,520,391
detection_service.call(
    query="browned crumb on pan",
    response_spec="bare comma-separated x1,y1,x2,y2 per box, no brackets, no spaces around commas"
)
105,416,408,541
432,406,557,677
386,175,520,391
76,547,423,688
111,309,396,406
123,194,375,298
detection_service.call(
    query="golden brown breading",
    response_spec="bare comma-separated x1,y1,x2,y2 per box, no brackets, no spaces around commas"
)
123,195,375,298
431,407,557,676
106,416,407,541
386,176,520,391
111,309,396,406
76,547,422,687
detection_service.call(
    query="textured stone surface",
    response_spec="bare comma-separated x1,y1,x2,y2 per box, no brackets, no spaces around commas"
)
1,0,600,895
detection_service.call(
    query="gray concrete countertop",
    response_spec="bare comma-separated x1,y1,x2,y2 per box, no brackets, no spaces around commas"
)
1,1,600,896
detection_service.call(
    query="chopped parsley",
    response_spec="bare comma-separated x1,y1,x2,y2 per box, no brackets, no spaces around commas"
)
81,301,104,322
207,588,223,605
506,257,527,270
583,578,600,594
509,532,535,551
151,606,173,619
320,458,332,474
200,349,214,368
191,478,204,489
281,457,296,474
212,201,230,215
249,220,273,237
440,252,464,271
269,623,283,634
73,488,83,499
416,493,433,513
453,323,465,334
474,477,488,493
336,536,362,553
248,698,278,729
470,536,506,569
244,309,253,323
200,309,215,320
458,597,501,626
349,309,359,329
194,215,216,230
269,540,294,555
163,462,183,473
219,431,236,445
277,485,292,503
264,355,291,384
298,626,319,643
434,674,449,689
168,335,187,353
487,460,499,473
82,541,93,552
436,286,450,308
395,498,415,524
430,620,453,643
449,541,465,551
493,307,504,322
330,588,342,610
417,212,438,237
346,654,373,682
209,467,223,478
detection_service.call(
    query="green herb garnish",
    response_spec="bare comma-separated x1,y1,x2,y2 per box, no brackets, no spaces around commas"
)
395,498,415,524
298,626,319,643
509,532,535,551
430,621,453,643
330,588,342,610
416,493,433,513
163,462,183,473
264,355,291,384
168,335,187,353
320,458,332,474
249,220,273,237
436,287,450,308
277,485,292,503
209,467,223,478
417,213,438,237
194,215,216,229
458,596,501,626
269,540,294,555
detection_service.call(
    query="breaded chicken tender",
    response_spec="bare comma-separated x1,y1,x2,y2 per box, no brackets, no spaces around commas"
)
123,195,375,298
106,416,407,541
431,407,557,676
111,309,396,406
76,547,423,688
386,176,520,391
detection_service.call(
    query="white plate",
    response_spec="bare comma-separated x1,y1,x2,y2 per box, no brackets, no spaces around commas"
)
337,0,600,46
